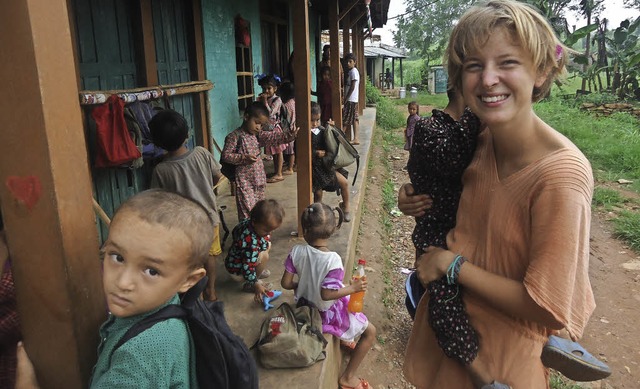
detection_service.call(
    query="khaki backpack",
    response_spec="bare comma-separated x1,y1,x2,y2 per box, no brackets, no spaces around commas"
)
323,124,360,185
254,302,327,369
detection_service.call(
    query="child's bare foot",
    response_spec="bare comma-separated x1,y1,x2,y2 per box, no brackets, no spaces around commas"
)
266,175,284,183
283,169,294,175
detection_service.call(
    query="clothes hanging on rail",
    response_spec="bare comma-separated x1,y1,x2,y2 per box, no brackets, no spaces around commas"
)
92,95,142,168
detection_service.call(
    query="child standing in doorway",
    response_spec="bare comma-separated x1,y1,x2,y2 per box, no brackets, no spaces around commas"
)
281,203,376,389
342,53,360,145
404,101,420,151
257,74,287,183
279,81,296,176
310,102,351,222
221,102,298,222
149,109,223,302
225,199,284,303
317,66,333,124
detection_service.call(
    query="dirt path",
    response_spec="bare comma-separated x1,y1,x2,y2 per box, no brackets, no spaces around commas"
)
354,108,640,388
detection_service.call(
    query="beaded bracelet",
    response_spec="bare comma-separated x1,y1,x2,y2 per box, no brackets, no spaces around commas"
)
446,254,467,285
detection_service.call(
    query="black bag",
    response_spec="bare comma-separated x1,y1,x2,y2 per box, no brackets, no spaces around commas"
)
113,277,259,389
220,133,242,182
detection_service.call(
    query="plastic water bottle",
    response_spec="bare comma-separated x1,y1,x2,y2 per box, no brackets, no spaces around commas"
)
347,259,366,313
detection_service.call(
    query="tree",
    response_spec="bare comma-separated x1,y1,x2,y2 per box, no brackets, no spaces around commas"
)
392,0,473,65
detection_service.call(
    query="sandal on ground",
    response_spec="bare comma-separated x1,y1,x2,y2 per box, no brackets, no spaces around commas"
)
258,269,271,279
541,335,611,381
339,378,369,389
351,140,360,145
266,176,284,183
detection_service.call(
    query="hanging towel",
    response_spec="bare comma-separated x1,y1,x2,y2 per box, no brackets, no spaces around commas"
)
92,95,142,167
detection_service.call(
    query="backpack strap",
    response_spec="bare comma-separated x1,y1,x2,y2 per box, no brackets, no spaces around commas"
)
113,304,188,353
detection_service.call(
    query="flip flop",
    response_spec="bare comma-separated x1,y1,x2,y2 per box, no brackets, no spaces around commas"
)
338,202,351,222
338,378,369,389
266,176,284,183
541,335,611,381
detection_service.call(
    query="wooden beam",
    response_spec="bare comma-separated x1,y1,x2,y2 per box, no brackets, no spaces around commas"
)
348,8,367,29
191,0,209,150
329,0,343,129
139,0,158,86
343,12,351,56
292,0,313,234
356,29,365,114
338,0,359,21
0,0,106,387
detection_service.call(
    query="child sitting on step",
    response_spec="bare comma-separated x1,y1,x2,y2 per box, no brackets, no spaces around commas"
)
281,203,376,389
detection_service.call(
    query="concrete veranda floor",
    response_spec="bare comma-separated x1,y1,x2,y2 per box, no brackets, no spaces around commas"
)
211,107,376,389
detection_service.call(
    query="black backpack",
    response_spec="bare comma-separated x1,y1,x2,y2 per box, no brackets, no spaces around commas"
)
113,277,259,389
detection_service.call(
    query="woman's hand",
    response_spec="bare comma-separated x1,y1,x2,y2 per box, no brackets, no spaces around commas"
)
415,246,456,286
398,183,432,217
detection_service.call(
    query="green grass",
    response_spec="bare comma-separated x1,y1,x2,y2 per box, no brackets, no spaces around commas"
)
592,187,626,208
613,211,640,251
550,373,582,389
394,91,449,110
376,97,406,131
535,99,640,183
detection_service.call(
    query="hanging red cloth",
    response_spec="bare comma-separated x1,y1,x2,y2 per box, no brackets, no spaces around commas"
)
92,95,141,167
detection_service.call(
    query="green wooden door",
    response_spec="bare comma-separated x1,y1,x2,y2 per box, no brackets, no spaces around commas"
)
152,0,197,149
73,0,144,241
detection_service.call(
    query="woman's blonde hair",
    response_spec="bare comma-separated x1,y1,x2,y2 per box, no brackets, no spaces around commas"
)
446,0,568,102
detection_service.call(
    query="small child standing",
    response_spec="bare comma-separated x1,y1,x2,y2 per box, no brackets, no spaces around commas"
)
281,203,376,389
279,81,296,176
149,109,223,302
222,102,298,222
310,102,351,222
342,53,360,145
404,101,420,151
257,74,287,183
317,66,333,124
224,199,285,303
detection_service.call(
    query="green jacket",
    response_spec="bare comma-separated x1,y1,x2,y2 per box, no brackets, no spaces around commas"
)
90,295,198,388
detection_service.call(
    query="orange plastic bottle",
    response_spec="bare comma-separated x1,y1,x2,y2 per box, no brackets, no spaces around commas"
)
347,259,366,313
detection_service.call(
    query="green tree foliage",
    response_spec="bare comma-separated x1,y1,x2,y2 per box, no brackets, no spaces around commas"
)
392,0,474,64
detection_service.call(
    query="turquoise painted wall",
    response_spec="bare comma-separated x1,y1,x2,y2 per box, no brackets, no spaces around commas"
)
201,1,320,151
201,0,262,153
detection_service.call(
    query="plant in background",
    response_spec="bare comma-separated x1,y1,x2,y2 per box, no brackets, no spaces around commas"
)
607,17,640,99
366,79,382,104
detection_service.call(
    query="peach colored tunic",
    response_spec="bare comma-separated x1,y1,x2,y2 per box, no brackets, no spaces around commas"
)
404,128,596,388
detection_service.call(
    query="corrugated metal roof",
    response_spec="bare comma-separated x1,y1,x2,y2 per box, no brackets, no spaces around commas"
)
364,45,407,59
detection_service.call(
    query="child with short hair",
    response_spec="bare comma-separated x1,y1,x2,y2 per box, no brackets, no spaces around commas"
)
342,53,360,145
257,74,287,183
149,109,223,302
281,202,376,389
221,102,298,222
11,190,212,388
278,81,296,176
310,102,351,222
404,101,420,151
317,66,333,124
225,199,285,302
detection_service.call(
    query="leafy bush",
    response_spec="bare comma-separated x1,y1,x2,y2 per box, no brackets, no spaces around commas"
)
376,97,405,131
366,79,382,104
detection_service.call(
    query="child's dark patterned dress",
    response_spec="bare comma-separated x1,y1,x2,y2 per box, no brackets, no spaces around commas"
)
407,108,482,365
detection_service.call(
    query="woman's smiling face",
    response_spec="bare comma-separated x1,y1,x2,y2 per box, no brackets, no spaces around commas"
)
461,28,545,129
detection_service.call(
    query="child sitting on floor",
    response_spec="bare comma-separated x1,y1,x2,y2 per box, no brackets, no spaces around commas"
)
221,102,298,222
281,202,376,389
224,199,284,303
